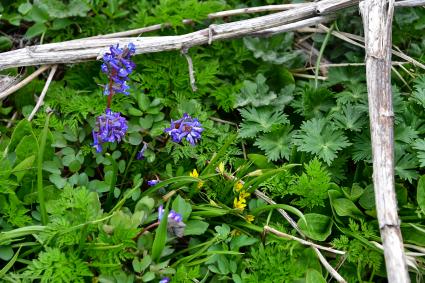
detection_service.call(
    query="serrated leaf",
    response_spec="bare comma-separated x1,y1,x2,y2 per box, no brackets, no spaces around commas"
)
238,107,288,138
294,118,351,165
413,139,425,167
331,103,367,132
235,74,277,108
254,125,293,161
38,0,90,18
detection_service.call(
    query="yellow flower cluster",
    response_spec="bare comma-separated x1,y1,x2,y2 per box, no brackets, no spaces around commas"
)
190,169,203,188
233,181,250,211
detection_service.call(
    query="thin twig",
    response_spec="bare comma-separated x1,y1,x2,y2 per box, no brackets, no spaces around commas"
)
264,226,346,255
28,65,58,121
6,111,18,128
181,48,197,92
208,3,312,19
0,65,51,100
209,117,238,126
394,0,425,6
319,24,425,70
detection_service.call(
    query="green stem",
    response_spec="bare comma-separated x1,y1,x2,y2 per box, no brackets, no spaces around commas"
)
105,154,118,210
37,113,52,225
314,23,335,89
120,145,138,189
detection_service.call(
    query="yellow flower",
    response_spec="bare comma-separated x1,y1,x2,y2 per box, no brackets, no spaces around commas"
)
189,169,199,178
245,215,255,223
218,162,225,175
239,190,250,199
197,181,204,189
233,197,247,211
234,181,244,192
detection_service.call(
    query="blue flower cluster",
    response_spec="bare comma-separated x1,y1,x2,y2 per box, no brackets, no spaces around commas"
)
164,113,204,146
92,109,128,152
158,205,186,237
147,179,159,186
101,43,136,95
159,278,170,283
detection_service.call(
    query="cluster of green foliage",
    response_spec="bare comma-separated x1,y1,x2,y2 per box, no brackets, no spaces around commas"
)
1,0,425,282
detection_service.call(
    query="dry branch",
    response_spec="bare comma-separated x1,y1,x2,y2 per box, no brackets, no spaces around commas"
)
28,65,57,121
360,0,410,282
0,0,358,71
264,226,346,255
0,65,51,100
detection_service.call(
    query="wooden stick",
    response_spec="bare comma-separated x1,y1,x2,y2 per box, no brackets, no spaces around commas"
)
208,3,311,19
264,226,346,255
0,65,51,100
360,0,410,282
0,0,358,71
28,65,57,121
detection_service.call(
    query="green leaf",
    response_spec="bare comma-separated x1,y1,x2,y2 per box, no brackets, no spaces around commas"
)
297,213,332,241
49,174,67,189
172,195,192,221
254,125,293,161
294,118,351,165
38,0,90,18
18,3,33,14
12,155,35,182
0,36,12,51
417,175,425,214
331,198,363,218
152,207,168,261
184,220,209,236
306,269,326,283
0,246,13,261
132,255,151,273
25,23,47,38
230,235,258,251
239,107,288,138
16,135,38,163
235,74,277,108
7,119,32,153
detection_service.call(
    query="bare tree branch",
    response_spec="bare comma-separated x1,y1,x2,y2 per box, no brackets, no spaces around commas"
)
360,0,410,281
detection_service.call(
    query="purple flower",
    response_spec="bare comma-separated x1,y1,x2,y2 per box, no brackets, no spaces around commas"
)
159,278,170,283
92,109,128,152
101,43,136,96
157,206,185,238
164,113,203,146
137,142,148,160
147,180,160,186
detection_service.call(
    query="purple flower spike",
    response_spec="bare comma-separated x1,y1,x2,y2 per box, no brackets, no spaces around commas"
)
137,142,148,160
164,113,203,146
147,180,160,186
101,43,136,96
92,109,128,152
159,277,170,283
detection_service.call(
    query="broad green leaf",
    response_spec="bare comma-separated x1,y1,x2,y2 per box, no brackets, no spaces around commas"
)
331,198,363,218
25,23,47,38
306,269,326,283
298,213,332,241
230,235,258,251
38,0,90,18
184,220,209,236
7,119,32,153
16,135,38,163
0,246,13,261
12,155,35,182
172,195,192,221
0,36,12,51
